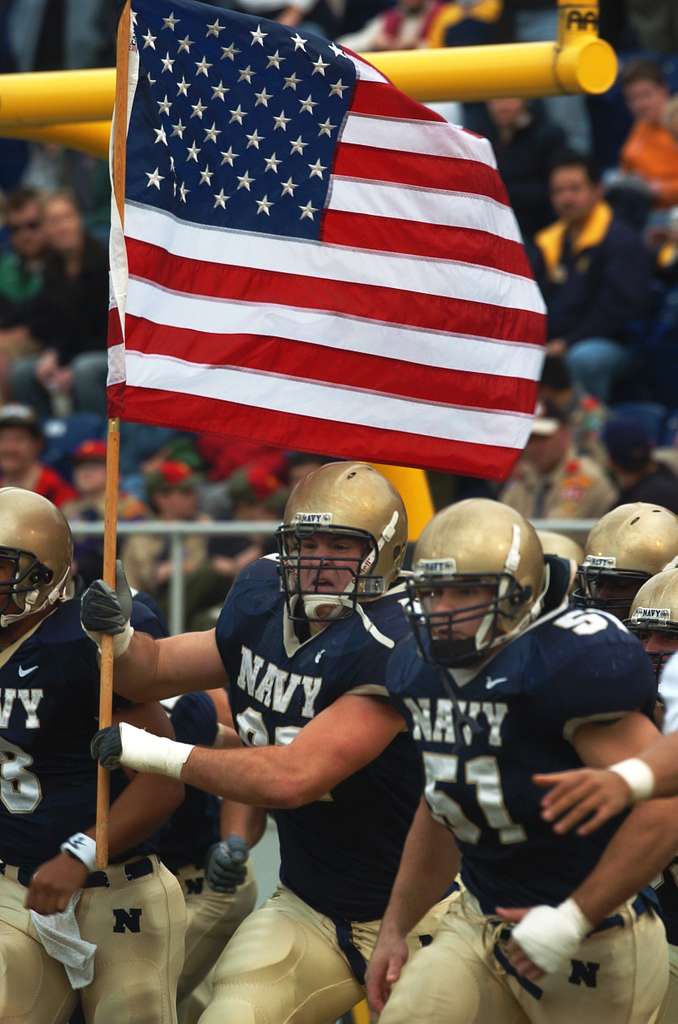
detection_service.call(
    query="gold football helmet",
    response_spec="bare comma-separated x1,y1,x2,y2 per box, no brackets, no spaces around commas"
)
537,530,584,565
627,567,678,679
277,462,407,621
409,499,547,667
576,503,678,617
0,488,73,627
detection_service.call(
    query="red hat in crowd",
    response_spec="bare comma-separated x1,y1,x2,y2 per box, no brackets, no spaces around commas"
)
73,439,107,464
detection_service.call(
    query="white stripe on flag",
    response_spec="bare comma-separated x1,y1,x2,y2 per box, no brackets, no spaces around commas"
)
124,350,533,447
328,177,522,242
125,203,546,314
126,276,545,380
343,52,388,84
341,113,498,167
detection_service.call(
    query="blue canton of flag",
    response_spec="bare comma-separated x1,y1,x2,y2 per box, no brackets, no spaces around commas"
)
127,0,356,240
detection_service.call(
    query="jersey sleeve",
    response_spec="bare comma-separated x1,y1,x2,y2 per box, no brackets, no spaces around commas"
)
215,557,279,659
171,692,219,747
131,595,168,640
535,617,657,743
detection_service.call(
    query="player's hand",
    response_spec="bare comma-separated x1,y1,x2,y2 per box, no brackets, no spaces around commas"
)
91,724,124,770
366,928,409,1013
205,835,249,892
534,767,631,835
495,908,544,981
496,898,590,979
81,560,134,656
26,853,89,915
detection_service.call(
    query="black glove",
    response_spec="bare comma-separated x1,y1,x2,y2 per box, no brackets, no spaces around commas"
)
81,561,133,652
91,725,123,770
205,836,249,893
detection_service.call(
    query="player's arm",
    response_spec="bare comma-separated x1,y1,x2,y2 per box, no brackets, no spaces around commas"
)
366,798,460,1013
499,711,678,979
92,694,406,807
536,728,678,835
26,701,184,915
80,563,228,701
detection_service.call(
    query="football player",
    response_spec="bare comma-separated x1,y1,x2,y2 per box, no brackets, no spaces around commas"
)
536,530,583,566
0,488,186,1024
534,568,678,1024
84,463,452,1024
574,502,678,618
157,690,259,1024
367,498,676,1024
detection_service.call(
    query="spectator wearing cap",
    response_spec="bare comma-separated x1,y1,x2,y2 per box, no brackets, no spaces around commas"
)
9,190,109,419
534,152,651,402
63,440,148,521
604,418,678,514
122,462,216,622
63,440,148,584
500,400,617,519
0,403,76,507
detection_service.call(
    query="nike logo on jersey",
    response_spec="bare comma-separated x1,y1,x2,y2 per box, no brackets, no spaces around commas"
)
18,665,38,678
0,688,44,729
485,676,508,691
405,697,507,748
237,646,322,719
314,650,326,664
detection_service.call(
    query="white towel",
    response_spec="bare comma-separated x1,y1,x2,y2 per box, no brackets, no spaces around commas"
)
31,892,97,989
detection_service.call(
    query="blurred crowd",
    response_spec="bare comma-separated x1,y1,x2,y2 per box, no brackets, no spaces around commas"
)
2,0,678,626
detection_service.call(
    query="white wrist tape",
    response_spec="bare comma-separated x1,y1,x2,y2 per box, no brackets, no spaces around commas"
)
609,757,655,802
119,722,194,779
84,623,134,658
60,833,97,873
511,898,592,975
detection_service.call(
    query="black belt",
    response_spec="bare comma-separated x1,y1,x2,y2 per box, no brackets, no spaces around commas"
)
0,856,154,889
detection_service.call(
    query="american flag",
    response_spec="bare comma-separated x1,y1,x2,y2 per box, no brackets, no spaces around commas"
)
108,0,546,477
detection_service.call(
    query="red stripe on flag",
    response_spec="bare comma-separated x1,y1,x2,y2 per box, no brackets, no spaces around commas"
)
107,306,123,348
350,80,447,123
126,239,545,346
332,143,510,204
124,314,539,414
112,384,523,479
322,209,533,276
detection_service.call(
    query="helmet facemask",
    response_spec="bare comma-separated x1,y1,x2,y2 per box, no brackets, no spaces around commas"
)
574,563,649,618
626,619,678,683
276,523,385,623
406,564,538,669
0,546,65,628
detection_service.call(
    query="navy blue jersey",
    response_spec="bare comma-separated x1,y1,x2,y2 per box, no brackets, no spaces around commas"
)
0,595,163,872
156,692,221,871
387,606,657,913
215,556,422,922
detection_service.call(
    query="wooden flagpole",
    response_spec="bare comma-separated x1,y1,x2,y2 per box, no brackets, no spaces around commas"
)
95,0,131,870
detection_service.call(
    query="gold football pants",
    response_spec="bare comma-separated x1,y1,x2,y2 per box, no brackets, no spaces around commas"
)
0,856,186,1023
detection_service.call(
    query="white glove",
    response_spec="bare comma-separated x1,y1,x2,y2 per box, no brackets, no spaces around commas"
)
511,899,592,974
92,722,194,779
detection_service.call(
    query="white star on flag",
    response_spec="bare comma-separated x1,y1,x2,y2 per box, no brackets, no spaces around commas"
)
328,79,348,98
291,33,307,52
178,181,190,203
162,11,179,30
299,94,318,114
186,140,201,161
157,94,172,115
281,176,297,197
142,29,157,49
199,165,214,185
236,170,255,191
176,76,189,96
191,98,207,118
161,51,175,73
256,195,274,215
312,56,329,76
290,135,307,155
211,80,228,101
299,200,317,220
153,126,168,145
308,158,326,179
250,24,268,46
229,105,247,125
177,34,193,53
255,88,272,107
273,111,291,131
318,118,336,138
206,19,225,38
283,72,301,90
267,50,285,69
145,167,164,189
246,129,264,150
203,122,221,143
170,118,185,138
220,42,240,60
264,152,282,173
195,56,213,76
213,188,229,209
220,146,238,166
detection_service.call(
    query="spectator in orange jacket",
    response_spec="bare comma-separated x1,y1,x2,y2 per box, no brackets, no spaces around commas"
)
621,59,678,209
